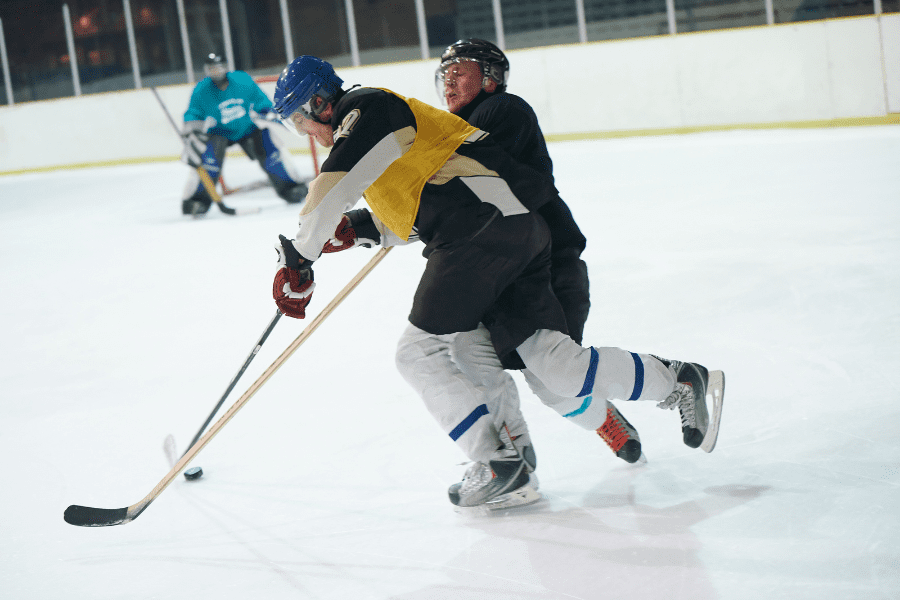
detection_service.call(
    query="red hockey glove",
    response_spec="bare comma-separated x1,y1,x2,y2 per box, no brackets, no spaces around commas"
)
273,235,315,319
322,209,382,253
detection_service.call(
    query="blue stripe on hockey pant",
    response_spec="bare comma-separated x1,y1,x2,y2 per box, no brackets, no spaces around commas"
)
522,368,610,430
449,404,490,441
577,347,599,397
562,395,593,418
628,352,644,400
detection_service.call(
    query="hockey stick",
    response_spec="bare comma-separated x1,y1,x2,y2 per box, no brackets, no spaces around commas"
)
220,177,271,195
149,86,238,216
178,309,283,460
64,247,392,527
163,309,282,470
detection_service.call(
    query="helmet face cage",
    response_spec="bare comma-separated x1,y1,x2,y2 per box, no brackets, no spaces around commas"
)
273,56,344,137
204,53,227,83
435,39,510,103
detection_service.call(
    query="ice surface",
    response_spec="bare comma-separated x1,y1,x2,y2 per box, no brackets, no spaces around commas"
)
1,127,898,599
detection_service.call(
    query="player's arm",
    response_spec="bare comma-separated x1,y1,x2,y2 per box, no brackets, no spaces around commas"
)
248,76,275,117
290,96,413,260
183,83,209,123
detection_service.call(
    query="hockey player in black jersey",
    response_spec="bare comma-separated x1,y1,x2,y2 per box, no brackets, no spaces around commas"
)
435,38,648,467
270,55,725,509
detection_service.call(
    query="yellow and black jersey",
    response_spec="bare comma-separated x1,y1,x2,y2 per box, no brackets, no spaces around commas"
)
292,87,557,260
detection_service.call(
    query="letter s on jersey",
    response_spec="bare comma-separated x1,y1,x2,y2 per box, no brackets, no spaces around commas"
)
219,98,247,125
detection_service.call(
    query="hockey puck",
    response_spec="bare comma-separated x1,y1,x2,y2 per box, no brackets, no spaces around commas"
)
183,466,203,480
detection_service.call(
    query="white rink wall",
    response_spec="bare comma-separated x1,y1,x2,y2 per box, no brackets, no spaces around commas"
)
1,14,897,174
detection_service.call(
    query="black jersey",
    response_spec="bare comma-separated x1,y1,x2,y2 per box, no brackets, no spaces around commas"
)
457,90,587,258
455,90,591,355
457,90,556,181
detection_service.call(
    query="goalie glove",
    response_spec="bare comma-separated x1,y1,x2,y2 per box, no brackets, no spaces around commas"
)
250,108,278,123
250,107,280,128
180,120,210,168
273,234,315,319
322,208,382,253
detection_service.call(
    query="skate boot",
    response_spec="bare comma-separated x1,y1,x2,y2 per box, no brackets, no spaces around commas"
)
448,426,539,509
654,357,710,448
597,403,643,463
181,197,212,216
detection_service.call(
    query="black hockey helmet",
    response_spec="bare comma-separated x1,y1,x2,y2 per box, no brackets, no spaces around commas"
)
204,53,228,84
437,38,510,91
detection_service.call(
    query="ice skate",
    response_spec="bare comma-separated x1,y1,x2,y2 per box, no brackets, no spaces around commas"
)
597,403,644,463
448,426,540,509
181,197,211,216
654,357,725,452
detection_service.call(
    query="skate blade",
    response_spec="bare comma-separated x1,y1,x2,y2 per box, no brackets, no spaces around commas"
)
454,484,542,515
700,370,725,453
484,483,542,510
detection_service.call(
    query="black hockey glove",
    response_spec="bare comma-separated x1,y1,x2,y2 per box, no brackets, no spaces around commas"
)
322,208,382,253
273,234,315,319
180,121,209,168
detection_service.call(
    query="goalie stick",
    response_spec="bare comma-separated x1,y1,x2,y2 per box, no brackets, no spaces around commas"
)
64,247,392,527
149,86,239,216
220,177,271,195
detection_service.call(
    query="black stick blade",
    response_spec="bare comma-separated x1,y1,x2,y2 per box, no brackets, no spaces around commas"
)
64,505,130,527
216,202,237,216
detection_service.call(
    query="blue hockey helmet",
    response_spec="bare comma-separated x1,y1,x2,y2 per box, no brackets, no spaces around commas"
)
273,56,344,129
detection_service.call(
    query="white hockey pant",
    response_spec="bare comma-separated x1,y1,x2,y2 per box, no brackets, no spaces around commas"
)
450,325,657,433
517,329,676,408
520,368,609,431
396,324,522,464
450,324,529,440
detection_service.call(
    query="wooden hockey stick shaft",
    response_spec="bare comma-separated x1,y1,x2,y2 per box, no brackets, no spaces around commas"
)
149,87,236,215
179,309,283,458
64,247,392,527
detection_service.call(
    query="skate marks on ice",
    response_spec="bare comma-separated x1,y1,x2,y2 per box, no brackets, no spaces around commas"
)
449,469,771,600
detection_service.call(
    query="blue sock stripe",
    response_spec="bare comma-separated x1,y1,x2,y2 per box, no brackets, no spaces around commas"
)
449,404,489,441
563,395,593,418
577,347,600,397
628,352,644,400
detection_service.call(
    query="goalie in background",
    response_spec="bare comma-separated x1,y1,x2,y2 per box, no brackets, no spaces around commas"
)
179,53,309,216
